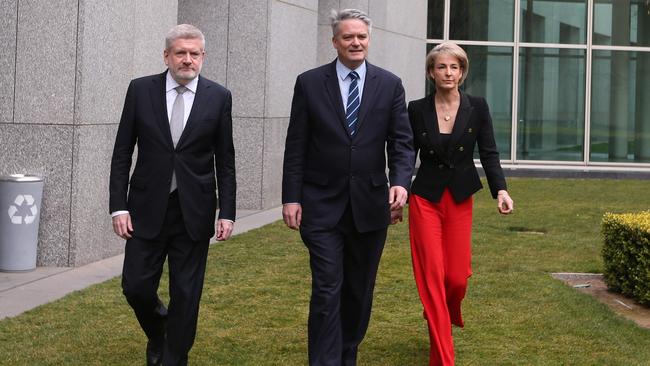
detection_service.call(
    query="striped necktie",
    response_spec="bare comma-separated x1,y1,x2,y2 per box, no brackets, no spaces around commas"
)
346,71,360,136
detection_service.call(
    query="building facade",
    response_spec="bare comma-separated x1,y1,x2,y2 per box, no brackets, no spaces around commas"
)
0,0,426,267
4,0,647,268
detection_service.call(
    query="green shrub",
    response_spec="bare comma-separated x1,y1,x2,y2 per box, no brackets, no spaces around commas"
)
602,211,650,305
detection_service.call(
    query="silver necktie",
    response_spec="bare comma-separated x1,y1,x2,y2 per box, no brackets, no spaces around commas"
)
169,85,187,192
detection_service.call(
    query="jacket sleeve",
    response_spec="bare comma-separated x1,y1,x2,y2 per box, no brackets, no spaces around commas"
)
476,97,507,198
386,79,415,190
214,90,237,221
282,76,310,204
109,80,137,213
407,101,421,167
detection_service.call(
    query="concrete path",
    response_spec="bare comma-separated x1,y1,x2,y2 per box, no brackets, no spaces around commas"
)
0,206,283,320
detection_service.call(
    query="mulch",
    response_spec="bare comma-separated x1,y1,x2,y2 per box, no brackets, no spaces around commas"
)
552,272,650,329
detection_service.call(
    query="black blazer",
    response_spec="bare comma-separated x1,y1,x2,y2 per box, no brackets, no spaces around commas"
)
109,71,236,241
282,60,415,232
408,92,506,203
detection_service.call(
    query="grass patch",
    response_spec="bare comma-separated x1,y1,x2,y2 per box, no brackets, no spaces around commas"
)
1,178,649,365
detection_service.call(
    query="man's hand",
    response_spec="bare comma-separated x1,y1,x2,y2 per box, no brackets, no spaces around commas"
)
282,203,302,230
390,207,403,225
497,190,514,215
388,185,408,210
216,219,234,241
112,213,133,240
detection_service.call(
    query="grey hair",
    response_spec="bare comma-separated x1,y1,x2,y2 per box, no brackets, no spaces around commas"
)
330,8,372,36
165,24,205,50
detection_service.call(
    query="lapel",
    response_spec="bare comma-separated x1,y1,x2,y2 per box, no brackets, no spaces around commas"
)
421,94,445,156
324,60,349,136
353,61,380,138
176,75,208,149
150,71,173,148
447,92,473,155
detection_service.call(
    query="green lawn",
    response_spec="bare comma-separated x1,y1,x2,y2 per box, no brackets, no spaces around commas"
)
1,178,649,365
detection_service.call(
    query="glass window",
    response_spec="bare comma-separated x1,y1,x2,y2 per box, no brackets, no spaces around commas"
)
520,0,587,44
450,0,515,42
590,50,650,163
517,47,585,161
425,43,437,96
593,0,650,47
428,0,444,39
461,46,514,159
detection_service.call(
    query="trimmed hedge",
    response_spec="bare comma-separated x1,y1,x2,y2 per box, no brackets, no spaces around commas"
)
601,211,650,305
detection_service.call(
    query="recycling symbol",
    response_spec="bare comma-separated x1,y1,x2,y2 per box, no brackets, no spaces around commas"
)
7,194,38,225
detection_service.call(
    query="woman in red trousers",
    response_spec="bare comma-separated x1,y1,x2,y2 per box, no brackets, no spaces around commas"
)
402,42,514,365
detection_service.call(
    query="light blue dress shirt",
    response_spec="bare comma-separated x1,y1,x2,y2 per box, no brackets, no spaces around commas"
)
336,59,366,111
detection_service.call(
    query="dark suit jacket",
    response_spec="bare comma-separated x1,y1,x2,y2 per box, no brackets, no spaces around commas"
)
109,71,236,241
282,60,414,233
408,92,506,203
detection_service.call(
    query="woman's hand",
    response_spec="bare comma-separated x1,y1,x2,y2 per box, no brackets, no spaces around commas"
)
497,190,514,215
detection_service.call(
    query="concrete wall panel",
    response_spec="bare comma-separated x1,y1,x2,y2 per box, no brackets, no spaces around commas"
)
132,0,178,78
266,1,318,117
178,0,229,86
75,0,133,125
69,125,122,266
14,0,77,125
262,118,289,209
0,1,17,123
227,0,268,118
233,117,264,209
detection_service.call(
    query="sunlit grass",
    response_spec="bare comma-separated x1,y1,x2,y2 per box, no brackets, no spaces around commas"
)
0,178,649,365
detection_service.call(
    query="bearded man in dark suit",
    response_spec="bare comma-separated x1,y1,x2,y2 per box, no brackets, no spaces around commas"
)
109,24,236,366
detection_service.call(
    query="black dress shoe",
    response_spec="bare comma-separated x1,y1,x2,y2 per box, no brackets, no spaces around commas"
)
146,337,164,366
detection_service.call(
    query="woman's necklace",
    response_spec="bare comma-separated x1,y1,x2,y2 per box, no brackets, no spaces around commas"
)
437,100,454,122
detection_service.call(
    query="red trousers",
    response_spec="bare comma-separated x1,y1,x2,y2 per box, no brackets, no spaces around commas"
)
408,191,473,366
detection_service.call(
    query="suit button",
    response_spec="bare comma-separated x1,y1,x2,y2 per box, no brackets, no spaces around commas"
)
422,132,427,137
438,164,445,169
351,145,356,151
429,150,435,155
468,128,473,133
459,146,464,152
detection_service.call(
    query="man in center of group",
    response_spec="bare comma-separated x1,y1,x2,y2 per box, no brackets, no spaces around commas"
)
282,8,414,366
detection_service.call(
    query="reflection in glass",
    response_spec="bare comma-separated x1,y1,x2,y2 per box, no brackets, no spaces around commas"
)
450,0,514,42
590,51,650,162
461,46,513,158
593,0,650,47
517,48,585,161
425,43,437,96
428,0,444,39
520,0,587,44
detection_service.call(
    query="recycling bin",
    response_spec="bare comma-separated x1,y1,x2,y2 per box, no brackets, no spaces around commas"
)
0,174,44,272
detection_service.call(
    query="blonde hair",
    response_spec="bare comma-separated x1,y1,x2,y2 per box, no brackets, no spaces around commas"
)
425,42,469,86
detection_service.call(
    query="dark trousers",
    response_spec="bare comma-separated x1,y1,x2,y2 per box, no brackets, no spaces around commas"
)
300,205,388,366
122,192,209,366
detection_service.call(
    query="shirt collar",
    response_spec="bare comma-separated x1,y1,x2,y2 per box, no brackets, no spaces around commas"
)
336,59,366,82
165,70,198,93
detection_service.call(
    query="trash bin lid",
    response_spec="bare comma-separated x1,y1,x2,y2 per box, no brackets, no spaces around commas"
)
0,174,43,182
